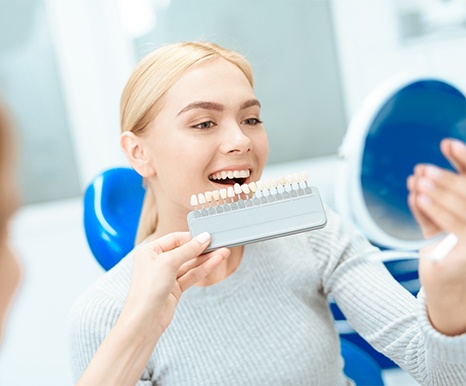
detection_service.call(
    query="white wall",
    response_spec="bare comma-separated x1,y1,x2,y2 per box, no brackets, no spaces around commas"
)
45,0,135,190
331,0,466,120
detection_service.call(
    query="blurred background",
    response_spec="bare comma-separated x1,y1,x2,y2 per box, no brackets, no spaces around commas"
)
0,0,465,385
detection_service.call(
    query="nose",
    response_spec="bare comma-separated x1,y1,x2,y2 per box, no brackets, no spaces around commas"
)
220,122,252,154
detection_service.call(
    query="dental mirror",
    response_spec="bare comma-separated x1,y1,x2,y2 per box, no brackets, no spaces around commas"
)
336,74,466,250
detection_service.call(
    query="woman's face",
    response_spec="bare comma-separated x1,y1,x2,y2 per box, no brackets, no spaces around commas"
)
141,58,269,216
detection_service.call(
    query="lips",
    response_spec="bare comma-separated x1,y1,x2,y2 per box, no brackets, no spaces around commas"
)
208,169,250,185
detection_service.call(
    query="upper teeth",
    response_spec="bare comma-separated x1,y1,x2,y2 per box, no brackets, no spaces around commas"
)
209,169,250,180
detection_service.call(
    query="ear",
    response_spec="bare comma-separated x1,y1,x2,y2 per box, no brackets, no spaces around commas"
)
120,131,156,177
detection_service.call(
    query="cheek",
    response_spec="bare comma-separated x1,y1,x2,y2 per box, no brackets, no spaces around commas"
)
253,131,269,161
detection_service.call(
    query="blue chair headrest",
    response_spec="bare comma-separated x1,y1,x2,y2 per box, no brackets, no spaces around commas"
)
83,167,145,270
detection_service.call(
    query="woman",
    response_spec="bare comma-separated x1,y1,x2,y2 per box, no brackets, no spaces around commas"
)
70,41,466,385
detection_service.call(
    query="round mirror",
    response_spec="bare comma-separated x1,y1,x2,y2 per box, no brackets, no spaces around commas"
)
336,74,466,250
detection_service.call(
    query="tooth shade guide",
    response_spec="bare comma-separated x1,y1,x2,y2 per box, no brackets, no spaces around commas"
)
255,180,263,190
264,179,272,191
187,177,327,252
212,190,220,202
227,186,235,200
204,191,213,203
198,193,206,205
190,194,198,208
234,183,242,195
219,188,227,202
190,172,314,213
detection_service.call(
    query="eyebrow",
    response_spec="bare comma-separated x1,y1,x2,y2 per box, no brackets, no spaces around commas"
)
177,99,261,116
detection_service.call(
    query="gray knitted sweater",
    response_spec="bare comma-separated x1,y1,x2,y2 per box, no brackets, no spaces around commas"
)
70,210,466,385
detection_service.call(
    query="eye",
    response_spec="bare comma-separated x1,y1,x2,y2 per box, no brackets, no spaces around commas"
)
242,118,263,125
192,120,216,130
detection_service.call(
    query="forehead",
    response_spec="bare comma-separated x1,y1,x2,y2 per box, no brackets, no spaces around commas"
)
164,58,255,108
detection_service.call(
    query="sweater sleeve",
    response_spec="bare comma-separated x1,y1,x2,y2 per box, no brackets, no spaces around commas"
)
69,271,154,385
313,209,466,385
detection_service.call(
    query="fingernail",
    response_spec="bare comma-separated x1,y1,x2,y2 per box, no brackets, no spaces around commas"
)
452,139,466,153
418,194,431,207
194,231,210,244
425,165,441,180
419,177,434,190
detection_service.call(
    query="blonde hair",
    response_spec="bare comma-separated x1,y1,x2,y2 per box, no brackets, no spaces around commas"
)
120,41,254,244
0,101,18,239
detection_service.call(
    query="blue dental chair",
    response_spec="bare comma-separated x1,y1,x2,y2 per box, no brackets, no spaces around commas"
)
83,167,145,271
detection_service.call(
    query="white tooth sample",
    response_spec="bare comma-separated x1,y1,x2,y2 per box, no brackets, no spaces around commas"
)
271,178,278,188
248,181,257,192
204,191,213,203
233,170,241,178
221,171,227,180
286,175,293,184
227,186,235,198
241,184,250,195
256,180,264,191
279,176,287,186
212,190,220,201
300,171,309,182
234,183,242,194
293,173,301,183
190,194,198,207
264,179,271,190
198,193,206,205
227,171,234,179
219,188,227,200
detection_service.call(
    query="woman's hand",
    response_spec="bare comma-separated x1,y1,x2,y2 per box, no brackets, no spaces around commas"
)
123,231,231,338
407,138,466,336
77,232,230,386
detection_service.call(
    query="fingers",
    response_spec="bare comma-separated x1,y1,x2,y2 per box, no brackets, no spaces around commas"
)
407,160,466,236
177,248,231,291
176,248,231,278
155,232,215,268
143,231,213,265
176,253,212,278
144,232,193,254
407,191,440,238
139,231,233,294
415,191,465,235
441,139,466,174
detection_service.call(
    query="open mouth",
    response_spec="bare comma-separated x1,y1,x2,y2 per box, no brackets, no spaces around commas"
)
208,169,250,186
